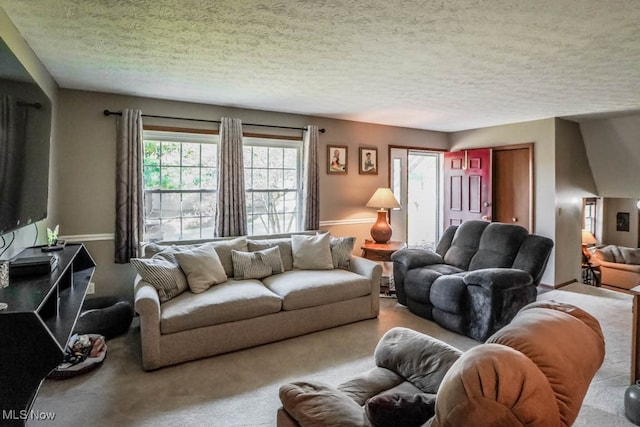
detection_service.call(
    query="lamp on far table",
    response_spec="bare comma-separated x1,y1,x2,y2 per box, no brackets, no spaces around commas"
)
581,229,597,260
366,188,401,244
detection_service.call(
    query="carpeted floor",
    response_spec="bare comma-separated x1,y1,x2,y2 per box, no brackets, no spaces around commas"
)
30,283,635,426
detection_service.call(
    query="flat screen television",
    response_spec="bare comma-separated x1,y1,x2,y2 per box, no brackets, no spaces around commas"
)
0,37,52,235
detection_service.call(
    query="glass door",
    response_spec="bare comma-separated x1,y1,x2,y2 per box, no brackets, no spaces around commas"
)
390,148,442,249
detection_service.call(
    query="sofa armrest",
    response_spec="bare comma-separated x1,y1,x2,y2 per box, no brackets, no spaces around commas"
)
350,256,382,314
463,268,533,291
134,276,162,370
391,249,444,305
279,381,369,427
374,327,462,394
391,248,443,269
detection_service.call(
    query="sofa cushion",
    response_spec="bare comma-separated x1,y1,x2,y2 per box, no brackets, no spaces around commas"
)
468,223,528,271
330,236,356,269
174,244,228,293
280,382,369,427
159,279,282,334
430,276,467,315
291,233,334,270
404,265,463,304
248,238,294,271
443,221,490,270
365,392,436,427
130,256,188,303
262,269,370,310
620,246,640,265
231,246,284,279
144,236,248,277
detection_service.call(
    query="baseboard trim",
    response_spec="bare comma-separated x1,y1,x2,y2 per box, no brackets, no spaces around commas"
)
554,279,578,289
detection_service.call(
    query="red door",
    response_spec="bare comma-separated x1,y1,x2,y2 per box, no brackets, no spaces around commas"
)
443,149,492,227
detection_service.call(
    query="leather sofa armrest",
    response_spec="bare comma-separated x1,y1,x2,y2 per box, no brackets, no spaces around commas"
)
391,248,443,269
463,268,533,291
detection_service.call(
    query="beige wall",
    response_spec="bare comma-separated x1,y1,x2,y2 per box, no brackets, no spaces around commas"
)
580,113,640,198
602,198,638,247
448,119,557,286
55,89,448,300
0,8,58,259
554,118,598,285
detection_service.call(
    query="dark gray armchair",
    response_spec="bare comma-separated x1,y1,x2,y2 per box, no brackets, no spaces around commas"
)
391,221,553,341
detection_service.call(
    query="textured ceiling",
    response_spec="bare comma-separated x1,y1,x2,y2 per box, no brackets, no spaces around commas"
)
1,0,639,131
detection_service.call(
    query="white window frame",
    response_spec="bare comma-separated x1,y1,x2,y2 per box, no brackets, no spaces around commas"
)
142,130,219,241
243,136,304,236
141,129,304,241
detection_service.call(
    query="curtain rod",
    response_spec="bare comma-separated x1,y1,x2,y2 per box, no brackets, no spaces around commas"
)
103,110,325,133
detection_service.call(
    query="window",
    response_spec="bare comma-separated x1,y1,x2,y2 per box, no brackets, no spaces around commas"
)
583,197,597,236
142,129,303,241
143,130,218,241
243,136,302,235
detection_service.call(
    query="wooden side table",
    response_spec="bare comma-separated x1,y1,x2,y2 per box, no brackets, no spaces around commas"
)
361,240,407,295
361,240,407,262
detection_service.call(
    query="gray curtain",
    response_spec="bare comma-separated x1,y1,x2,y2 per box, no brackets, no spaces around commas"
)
302,125,320,230
215,117,247,237
115,109,144,263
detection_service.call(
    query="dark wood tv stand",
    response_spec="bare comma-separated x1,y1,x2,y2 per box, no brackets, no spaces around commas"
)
0,244,95,425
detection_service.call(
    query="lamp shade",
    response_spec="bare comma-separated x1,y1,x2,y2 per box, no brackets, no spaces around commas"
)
581,230,597,245
366,188,400,209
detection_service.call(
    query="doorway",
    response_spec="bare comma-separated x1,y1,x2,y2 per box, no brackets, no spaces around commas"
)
390,148,442,249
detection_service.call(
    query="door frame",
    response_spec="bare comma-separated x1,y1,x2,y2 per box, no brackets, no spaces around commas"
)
492,143,535,231
388,145,447,244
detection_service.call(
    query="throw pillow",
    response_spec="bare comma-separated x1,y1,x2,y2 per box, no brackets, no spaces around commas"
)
330,236,356,269
130,257,188,303
365,392,436,427
291,233,334,270
248,238,294,271
211,236,249,276
174,244,228,293
232,246,284,280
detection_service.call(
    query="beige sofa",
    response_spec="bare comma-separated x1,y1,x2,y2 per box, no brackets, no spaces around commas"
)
592,244,640,290
133,233,382,370
277,301,604,426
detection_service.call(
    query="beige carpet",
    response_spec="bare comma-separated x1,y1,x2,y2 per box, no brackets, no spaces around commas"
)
31,283,634,426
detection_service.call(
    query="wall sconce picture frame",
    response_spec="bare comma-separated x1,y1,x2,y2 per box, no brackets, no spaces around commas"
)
327,145,348,174
359,147,378,175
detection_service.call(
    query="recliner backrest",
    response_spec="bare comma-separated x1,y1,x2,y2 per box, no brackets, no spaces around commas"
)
443,221,490,270
512,234,554,285
468,222,529,271
435,225,458,257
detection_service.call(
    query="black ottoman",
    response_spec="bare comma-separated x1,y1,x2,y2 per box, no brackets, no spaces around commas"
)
74,296,134,339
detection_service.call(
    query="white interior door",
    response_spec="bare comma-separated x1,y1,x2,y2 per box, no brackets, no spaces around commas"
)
390,148,442,249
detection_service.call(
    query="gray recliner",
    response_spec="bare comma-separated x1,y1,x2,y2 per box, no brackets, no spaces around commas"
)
391,221,553,341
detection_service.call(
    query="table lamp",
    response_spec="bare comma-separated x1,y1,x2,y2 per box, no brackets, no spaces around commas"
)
366,188,401,244
581,229,597,259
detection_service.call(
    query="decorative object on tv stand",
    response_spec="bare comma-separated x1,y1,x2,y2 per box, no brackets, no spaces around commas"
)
581,229,597,259
42,225,65,252
366,188,401,244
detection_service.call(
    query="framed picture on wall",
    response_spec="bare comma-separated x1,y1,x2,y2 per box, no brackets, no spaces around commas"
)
359,147,378,175
617,212,630,232
327,145,348,174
